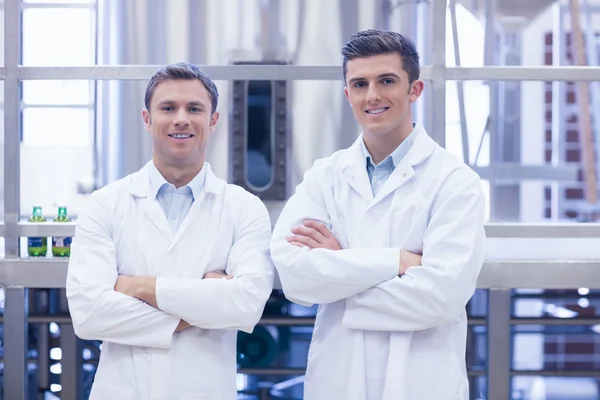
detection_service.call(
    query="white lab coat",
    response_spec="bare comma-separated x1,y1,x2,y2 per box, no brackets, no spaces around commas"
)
270,126,486,400
66,162,274,400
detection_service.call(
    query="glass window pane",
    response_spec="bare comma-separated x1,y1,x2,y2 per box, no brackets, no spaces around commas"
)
23,108,91,146
22,80,91,105
22,8,93,66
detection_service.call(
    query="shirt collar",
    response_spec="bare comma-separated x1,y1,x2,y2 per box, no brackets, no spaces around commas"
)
361,123,419,168
149,161,207,200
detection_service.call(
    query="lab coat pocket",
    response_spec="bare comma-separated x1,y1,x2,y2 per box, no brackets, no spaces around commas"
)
89,384,137,400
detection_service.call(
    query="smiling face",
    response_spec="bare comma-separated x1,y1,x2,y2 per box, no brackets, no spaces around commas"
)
142,79,219,172
343,53,423,145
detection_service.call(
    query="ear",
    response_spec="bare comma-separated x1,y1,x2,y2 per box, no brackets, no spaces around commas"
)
409,80,425,103
209,111,220,134
343,87,352,107
142,109,152,132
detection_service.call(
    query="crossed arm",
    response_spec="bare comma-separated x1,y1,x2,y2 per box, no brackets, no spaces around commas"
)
66,193,274,349
270,165,486,331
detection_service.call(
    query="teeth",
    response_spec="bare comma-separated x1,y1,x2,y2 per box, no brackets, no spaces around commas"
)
367,108,387,114
171,134,192,139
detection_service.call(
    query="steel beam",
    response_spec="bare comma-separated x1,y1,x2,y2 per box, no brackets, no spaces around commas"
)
4,221,600,238
10,65,600,82
1,259,600,289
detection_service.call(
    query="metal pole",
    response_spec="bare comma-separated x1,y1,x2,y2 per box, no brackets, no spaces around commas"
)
580,0,600,213
430,0,447,147
4,0,28,398
449,0,470,164
487,289,512,400
339,0,360,150
551,3,566,221
484,0,498,220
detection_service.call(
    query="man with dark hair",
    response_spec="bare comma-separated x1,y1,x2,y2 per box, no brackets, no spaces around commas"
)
271,29,485,399
67,62,274,399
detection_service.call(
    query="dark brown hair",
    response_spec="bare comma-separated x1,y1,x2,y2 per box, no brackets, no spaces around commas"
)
341,29,420,84
144,62,219,114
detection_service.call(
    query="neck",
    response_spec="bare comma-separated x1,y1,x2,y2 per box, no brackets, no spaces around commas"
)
153,157,204,188
363,121,414,165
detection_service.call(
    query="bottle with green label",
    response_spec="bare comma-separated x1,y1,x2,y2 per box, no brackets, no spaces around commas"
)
52,206,72,257
27,205,47,257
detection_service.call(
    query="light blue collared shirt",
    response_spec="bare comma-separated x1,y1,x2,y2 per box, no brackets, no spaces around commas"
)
361,124,419,196
149,161,207,234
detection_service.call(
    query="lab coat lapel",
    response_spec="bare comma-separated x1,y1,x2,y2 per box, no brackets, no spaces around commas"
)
341,138,374,201
370,127,436,206
129,163,173,241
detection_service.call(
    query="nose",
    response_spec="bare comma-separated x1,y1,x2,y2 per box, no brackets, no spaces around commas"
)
366,85,381,104
172,108,190,127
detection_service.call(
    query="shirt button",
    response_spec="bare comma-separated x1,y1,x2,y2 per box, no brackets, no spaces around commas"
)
376,180,382,185
170,215,176,220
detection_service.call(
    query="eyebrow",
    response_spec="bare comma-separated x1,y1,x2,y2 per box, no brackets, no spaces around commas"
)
156,100,207,108
348,73,401,85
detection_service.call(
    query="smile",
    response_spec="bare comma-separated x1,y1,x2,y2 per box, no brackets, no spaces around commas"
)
168,133,194,139
365,107,389,115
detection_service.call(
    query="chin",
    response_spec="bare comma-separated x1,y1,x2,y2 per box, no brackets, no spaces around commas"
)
363,124,396,138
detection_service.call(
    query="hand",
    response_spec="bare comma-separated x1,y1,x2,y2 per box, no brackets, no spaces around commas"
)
287,220,342,251
175,320,191,332
399,250,422,275
203,270,233,280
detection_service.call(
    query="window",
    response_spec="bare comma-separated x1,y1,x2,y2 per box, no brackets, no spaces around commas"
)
21,3,96,147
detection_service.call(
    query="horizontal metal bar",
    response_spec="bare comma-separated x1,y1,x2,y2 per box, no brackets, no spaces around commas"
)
512,317,600,325
1,259,599,289
484,223,600,238
511,370,600,377
17,222,75,237
0,315,317,326
21,103,94,109
21,2,95,9
18,65,351,81
14,65,600,82
0,259,68,287
480,260,600,289
446,66,600,81
237,368,306,376
258,317,315,326
472,164,578,182
3,223,600,239
7,315,599,327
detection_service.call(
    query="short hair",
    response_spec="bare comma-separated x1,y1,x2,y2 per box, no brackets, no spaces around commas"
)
144,62,219,114
341,29,420,84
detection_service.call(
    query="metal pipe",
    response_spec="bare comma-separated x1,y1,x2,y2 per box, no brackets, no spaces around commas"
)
449,0,470,165
487,289,511,400
7,314,600,327
8,221,600,238
10,65,600,82
430,0,447,147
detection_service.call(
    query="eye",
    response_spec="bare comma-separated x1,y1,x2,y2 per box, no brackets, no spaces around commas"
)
382,78,394,85
162,106,174,112
189,107,201,113
353,81,366,88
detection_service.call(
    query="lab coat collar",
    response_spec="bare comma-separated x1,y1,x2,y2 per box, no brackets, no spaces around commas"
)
129,161,224,198
343,124,434,170
340,124,436,202
129,161,225,248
